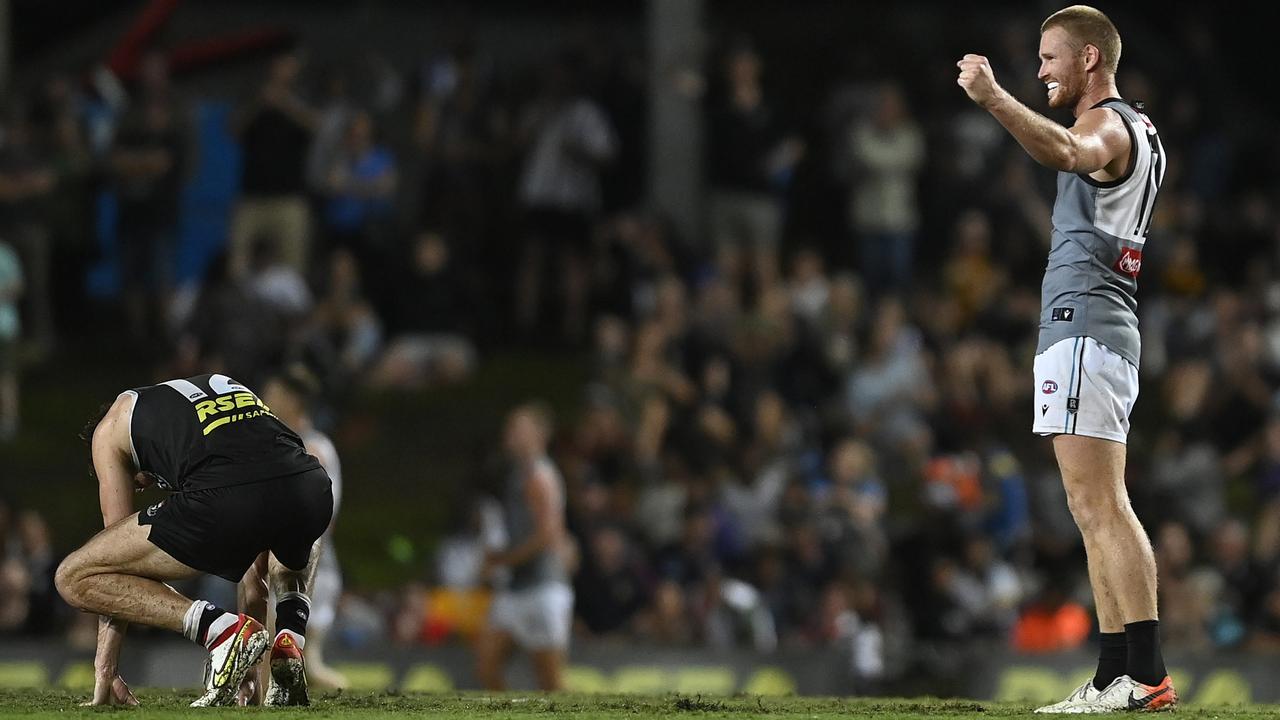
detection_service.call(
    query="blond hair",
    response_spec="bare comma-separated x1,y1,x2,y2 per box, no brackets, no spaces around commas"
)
1041,5,1122,76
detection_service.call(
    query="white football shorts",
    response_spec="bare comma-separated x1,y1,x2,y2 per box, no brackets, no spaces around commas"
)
1032,336,1138,444
488,581,574,651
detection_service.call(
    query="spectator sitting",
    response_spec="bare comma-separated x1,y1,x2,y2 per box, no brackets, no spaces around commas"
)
246,238,313,320
370,231,476,389
942,209,1005,330
574,524,650,637
1207,518,1263,648
845,297,935,453
788,247,831,328
172,251,288,387
15,510,58,635
1156,521,1214,651
1011,581,1091,654
310,248,383,385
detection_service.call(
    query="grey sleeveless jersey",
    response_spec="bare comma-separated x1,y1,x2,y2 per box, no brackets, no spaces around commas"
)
1037,98,1165,368
503,456,567,590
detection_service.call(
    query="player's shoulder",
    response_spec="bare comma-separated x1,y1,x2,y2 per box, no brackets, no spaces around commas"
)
93,390,139,448
1076,101,1128,128
105,389,138,419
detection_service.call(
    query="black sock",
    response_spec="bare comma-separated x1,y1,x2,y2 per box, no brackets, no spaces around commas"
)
1124,620,1167,686
1093,632,1127,690
276,592,311,638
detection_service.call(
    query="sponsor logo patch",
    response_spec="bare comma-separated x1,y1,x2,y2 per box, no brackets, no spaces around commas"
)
1115,247,1143,278
1041,404,1050,417
1051,307,1075,322
1042,380,1059,394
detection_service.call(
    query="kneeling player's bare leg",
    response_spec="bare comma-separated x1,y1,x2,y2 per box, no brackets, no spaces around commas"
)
1054,434,1166,686
261,539,322,705
530,648,565,691
59,512,271,708
55,513,200,631
269,538,321,640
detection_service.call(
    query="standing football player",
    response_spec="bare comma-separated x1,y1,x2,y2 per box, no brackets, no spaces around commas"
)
957,5,1172,712
475,403,574,691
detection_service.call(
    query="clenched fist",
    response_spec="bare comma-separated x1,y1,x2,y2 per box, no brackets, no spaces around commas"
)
956,54,1005,109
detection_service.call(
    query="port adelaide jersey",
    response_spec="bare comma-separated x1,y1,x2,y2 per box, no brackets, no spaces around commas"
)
1038,97,1165,368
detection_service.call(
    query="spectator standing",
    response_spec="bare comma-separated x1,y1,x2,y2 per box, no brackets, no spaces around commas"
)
230,52,317,279
706,40,803,290
371,231,476,389
108,85,189,341
514,51,618,345
0,110,54,356
320,110,397,303
845,82,924,295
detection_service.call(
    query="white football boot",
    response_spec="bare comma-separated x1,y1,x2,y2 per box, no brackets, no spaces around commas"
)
190,613,270,707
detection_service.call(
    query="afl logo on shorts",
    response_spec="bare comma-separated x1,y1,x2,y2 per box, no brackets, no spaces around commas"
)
1041,380,1059,395
145,501,165,517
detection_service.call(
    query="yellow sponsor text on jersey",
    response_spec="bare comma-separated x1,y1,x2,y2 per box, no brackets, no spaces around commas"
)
195,392,275,435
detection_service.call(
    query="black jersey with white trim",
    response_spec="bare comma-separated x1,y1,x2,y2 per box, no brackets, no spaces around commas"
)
127,373,320,492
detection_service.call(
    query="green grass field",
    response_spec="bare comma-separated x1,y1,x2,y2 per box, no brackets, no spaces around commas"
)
0,690,1277,720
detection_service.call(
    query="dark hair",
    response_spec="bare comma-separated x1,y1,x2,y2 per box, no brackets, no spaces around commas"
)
80,401,113,479
80,402,113,445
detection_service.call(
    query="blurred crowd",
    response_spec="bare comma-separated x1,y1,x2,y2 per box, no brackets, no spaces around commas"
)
3,4,1280,687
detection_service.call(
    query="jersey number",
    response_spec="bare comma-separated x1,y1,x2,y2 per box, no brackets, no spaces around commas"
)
1133,121,1164,238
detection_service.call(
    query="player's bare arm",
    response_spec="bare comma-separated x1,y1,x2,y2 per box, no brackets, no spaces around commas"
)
956,54,1129,178
85,394,142,705
92,394,141,526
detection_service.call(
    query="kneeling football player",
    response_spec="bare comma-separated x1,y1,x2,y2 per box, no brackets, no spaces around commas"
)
55,374,333,707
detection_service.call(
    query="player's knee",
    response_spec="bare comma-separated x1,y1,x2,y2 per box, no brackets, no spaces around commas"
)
1063,486,1120,535
54,553,88,607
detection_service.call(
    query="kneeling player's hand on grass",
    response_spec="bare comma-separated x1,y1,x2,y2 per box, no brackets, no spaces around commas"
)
81,675,140,706
236,676,260,706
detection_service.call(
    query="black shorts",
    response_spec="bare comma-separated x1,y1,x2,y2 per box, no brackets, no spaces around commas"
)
139,468,334,582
